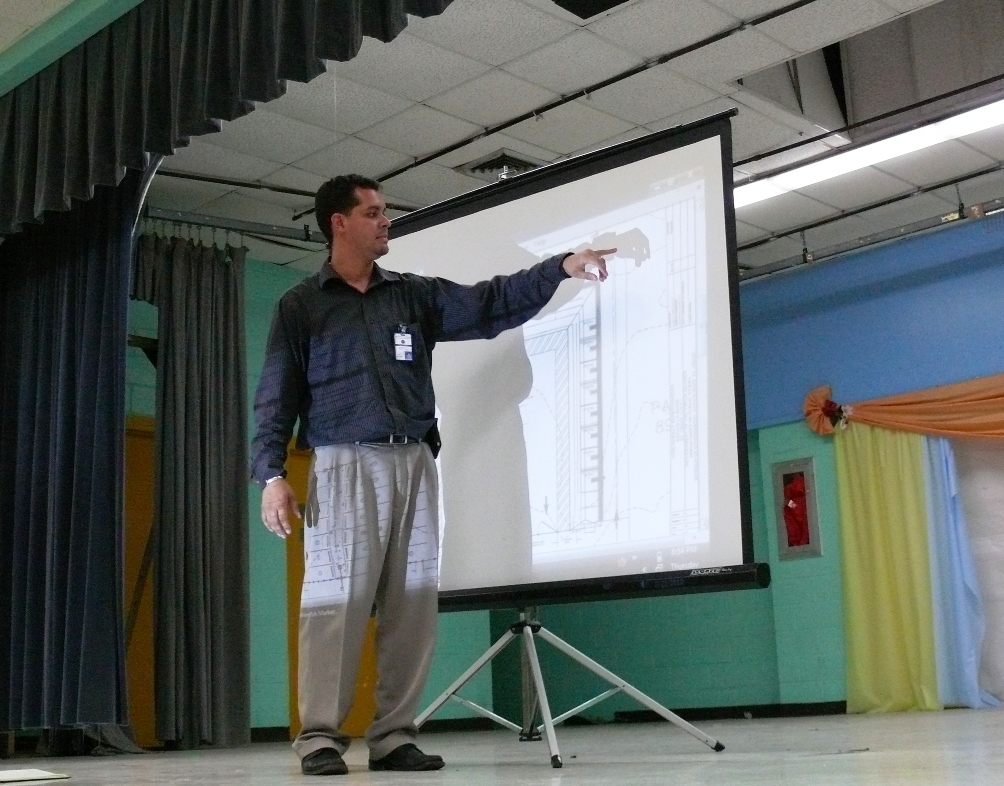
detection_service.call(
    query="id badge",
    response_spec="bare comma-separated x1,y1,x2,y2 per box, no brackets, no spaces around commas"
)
394,324,413,362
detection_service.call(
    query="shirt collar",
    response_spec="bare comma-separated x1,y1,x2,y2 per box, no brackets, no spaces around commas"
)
317,260,400,289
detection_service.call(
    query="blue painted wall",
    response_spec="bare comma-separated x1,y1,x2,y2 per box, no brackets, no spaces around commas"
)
741,215,1004,429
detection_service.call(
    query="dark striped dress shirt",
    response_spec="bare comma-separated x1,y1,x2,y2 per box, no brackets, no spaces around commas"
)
249,254,571,487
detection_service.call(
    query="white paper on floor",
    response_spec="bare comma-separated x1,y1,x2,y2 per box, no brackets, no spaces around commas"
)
0,770,69,783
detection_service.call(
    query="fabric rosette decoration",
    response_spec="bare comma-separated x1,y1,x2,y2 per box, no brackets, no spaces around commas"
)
804,385,852,436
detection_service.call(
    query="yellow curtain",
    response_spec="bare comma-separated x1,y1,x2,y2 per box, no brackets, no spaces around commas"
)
835,422,940,713
805,372,1004,438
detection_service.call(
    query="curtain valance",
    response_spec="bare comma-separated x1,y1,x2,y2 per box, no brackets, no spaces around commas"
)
804,373,1004,439
0,0,454,237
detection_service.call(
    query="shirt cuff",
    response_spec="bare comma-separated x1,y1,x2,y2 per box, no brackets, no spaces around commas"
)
548,252,573,280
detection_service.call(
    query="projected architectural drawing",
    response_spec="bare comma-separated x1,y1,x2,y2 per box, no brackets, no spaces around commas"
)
520,175,709,570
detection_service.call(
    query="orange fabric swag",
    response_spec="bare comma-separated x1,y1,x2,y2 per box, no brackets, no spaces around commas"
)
804,372,1004,440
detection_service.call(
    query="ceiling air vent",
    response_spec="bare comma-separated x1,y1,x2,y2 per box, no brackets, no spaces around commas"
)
456,149,549,183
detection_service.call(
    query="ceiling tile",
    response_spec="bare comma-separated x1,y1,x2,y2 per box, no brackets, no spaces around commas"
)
264,73,413,135
198,192,303,229
0,22,27,50
957,124,1004,161
795,167,914,211
234,186,314,213
738,235,804,268
590,0,737,59
202,109,340,165
872,141,997,187
648,98,801,160
356,104,481,158
735,220,769,244
588,65,719,126
145,178,232,212
164,138,281,182
669,29,794,90
504,100,635,154
942,168,1004,207
706,0,795,20
334,33,491,102
381,163,487,209
879,0,945,12
431,132,560,169
502,29,643,95
406,0,577,65
426,70,559,128
261,167,327,194
563,124,650,159
2,0,70,28
734,191,839,232
295,136,412,180
853,192,956,232
758,0,896,54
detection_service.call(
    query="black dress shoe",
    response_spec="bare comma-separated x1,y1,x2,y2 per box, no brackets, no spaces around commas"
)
368,743,445,771
301,748,349,776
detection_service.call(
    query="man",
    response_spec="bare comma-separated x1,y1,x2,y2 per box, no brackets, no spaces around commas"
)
250,174,613,776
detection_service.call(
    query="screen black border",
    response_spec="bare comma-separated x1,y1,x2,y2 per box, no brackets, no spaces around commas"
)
390,110,764,610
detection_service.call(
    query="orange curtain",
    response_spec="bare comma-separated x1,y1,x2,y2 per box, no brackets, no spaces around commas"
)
805,373,1004,439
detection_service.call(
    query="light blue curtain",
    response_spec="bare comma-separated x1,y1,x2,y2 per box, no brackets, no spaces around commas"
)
922,436,999,708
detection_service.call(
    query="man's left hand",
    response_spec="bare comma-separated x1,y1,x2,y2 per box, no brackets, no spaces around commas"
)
563,248,616,281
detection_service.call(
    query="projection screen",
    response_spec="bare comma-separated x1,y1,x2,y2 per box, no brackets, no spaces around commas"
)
387,113,765,609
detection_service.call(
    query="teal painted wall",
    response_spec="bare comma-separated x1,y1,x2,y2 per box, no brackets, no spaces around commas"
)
490,441,780,722
126,300,158,416
757,422,846,704
244,259,311,727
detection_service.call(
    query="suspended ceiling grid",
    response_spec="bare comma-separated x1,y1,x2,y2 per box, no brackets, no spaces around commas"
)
135,0,962,271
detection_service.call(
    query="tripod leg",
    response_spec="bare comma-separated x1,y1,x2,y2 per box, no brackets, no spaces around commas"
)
416,629,517,727
535,626,724,752
522,628,562,768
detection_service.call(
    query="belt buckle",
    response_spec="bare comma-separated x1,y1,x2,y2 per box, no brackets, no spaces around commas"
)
389,434,409,445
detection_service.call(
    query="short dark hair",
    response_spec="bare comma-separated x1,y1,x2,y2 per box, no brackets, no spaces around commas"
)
315,174,382,244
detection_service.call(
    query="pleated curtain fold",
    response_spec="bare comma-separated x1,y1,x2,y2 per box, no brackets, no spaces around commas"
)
0,0,455,236
134,234,250,747
0,172,140,730
834,422,940,713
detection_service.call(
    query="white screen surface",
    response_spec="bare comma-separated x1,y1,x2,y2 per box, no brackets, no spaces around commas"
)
385,133,744,594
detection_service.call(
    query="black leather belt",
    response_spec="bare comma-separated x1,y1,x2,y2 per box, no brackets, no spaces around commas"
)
356,434,420,446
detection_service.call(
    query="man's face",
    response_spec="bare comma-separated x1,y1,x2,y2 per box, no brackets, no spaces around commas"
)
333,188,390,260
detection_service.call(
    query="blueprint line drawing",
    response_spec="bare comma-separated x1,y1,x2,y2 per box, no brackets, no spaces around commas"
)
520,176,710,567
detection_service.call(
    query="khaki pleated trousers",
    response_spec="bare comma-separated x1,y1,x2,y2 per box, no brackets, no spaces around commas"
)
292,442,440,760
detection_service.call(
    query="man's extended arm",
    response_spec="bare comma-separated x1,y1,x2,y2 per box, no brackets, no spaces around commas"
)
427,249,613,342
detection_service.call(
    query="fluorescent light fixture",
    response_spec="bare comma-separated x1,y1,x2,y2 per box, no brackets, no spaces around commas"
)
734,98,1004,209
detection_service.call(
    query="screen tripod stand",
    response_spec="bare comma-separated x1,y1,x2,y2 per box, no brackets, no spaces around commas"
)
416,612,725,768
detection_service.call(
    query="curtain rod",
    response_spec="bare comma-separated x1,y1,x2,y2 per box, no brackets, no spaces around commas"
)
145,207,327,245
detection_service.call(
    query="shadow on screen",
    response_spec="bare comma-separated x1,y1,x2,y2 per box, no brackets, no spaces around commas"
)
437,228,651,590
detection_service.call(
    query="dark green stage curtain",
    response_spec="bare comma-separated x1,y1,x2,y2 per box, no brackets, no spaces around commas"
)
134,235,250,747
0,0,456,237
0,171,141,731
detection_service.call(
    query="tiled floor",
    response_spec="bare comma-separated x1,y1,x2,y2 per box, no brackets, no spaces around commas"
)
3,710,1003,784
